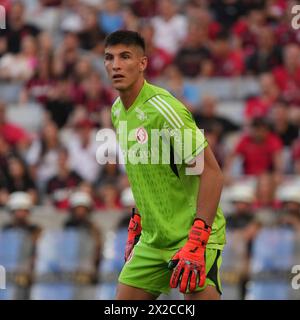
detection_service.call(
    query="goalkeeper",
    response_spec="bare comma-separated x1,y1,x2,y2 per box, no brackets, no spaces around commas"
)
104,30,226,300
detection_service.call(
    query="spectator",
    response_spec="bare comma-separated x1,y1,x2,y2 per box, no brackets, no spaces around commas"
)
0,1,40,54
64,191,102,275
140,23,172,81
193,95,240,140
67,118,101,183
64,191,95,230
245,26,282,75
254,173,280,210
224,118,283,177
122,6,139,32
78,6,106,51
53,32,80,78
277,184,300,231
0,101,31,151
185,5,221,41
226,182,261,299
204,125,226,168
274,1,300,47
151,0,188,56
232,7,266,54
98,0,124,35
175,22,211,78
244,73,280,123
226,183,256,230
0,156,38,205
98,106,114,129
210,0,246,31
59,0,84,33
96,160,121,189
3,191,41,240
161,64,200,111
272,44,300,105
46,147,83,209
0,35,38,81
44,77,75,128
3,191,42,288
270,100,299,147
95,183,122,211
25,121,61,191
20,53,55,105
210,31,245,77
81,71,114,116
73,56,93,84
37,31,54,57
131,0,158,18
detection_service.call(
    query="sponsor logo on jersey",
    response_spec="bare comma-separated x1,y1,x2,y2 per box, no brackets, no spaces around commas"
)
135,107,147,121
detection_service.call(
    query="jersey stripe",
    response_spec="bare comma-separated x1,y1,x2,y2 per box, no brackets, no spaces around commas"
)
156,96,185,127
149,99,179,129
150,97,182,128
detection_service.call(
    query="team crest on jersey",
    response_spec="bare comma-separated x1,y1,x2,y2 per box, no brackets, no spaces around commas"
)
135,127,148,144
135,107,147,121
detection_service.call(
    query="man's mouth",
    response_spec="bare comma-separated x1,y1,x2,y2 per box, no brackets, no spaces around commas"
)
112,74,125,80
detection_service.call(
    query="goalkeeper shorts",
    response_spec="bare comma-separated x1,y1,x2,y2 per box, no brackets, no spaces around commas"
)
118,241,223,297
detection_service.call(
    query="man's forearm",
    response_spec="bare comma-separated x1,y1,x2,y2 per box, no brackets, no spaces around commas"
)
195,148,224,226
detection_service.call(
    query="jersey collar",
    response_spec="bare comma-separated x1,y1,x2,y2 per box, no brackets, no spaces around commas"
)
120,80,154,113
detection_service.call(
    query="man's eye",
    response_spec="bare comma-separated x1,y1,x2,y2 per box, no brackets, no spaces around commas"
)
105,55,113,61
122,55,130,59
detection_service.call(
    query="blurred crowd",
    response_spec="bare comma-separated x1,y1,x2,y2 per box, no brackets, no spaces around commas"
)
0,0,300,299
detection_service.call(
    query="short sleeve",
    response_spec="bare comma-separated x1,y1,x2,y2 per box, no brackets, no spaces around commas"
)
149,94,208,164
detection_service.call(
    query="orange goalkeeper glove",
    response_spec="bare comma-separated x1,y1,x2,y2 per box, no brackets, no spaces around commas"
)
124,208,142,262
168,218,211,293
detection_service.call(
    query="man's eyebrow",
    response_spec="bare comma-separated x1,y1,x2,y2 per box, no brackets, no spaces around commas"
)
119,51,133,55
104,50,133,55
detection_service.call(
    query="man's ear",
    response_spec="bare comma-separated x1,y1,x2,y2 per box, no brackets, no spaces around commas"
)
140,56,148,72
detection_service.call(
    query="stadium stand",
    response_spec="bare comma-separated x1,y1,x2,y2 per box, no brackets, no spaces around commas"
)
0,0,299,300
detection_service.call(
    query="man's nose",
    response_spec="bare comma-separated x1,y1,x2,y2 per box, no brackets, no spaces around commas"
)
112,58,121,70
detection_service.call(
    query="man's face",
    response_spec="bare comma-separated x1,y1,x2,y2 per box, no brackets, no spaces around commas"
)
13,210,30,223
251,125,268,142
104,44,147,91
73,206,90,220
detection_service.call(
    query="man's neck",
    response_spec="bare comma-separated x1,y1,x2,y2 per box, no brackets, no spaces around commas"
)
119,78,145,109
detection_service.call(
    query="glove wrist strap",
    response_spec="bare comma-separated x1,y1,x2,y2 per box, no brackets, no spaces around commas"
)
189,218,211,245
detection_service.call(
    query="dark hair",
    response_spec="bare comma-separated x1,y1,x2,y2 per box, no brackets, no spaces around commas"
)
251,117,270,129
215,30,230,41
104,30,146,53
274,97,289,108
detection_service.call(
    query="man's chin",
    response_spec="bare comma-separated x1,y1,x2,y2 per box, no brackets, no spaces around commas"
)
113,83,128,91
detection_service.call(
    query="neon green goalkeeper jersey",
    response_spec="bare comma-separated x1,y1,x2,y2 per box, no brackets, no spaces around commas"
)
111,80,226,249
